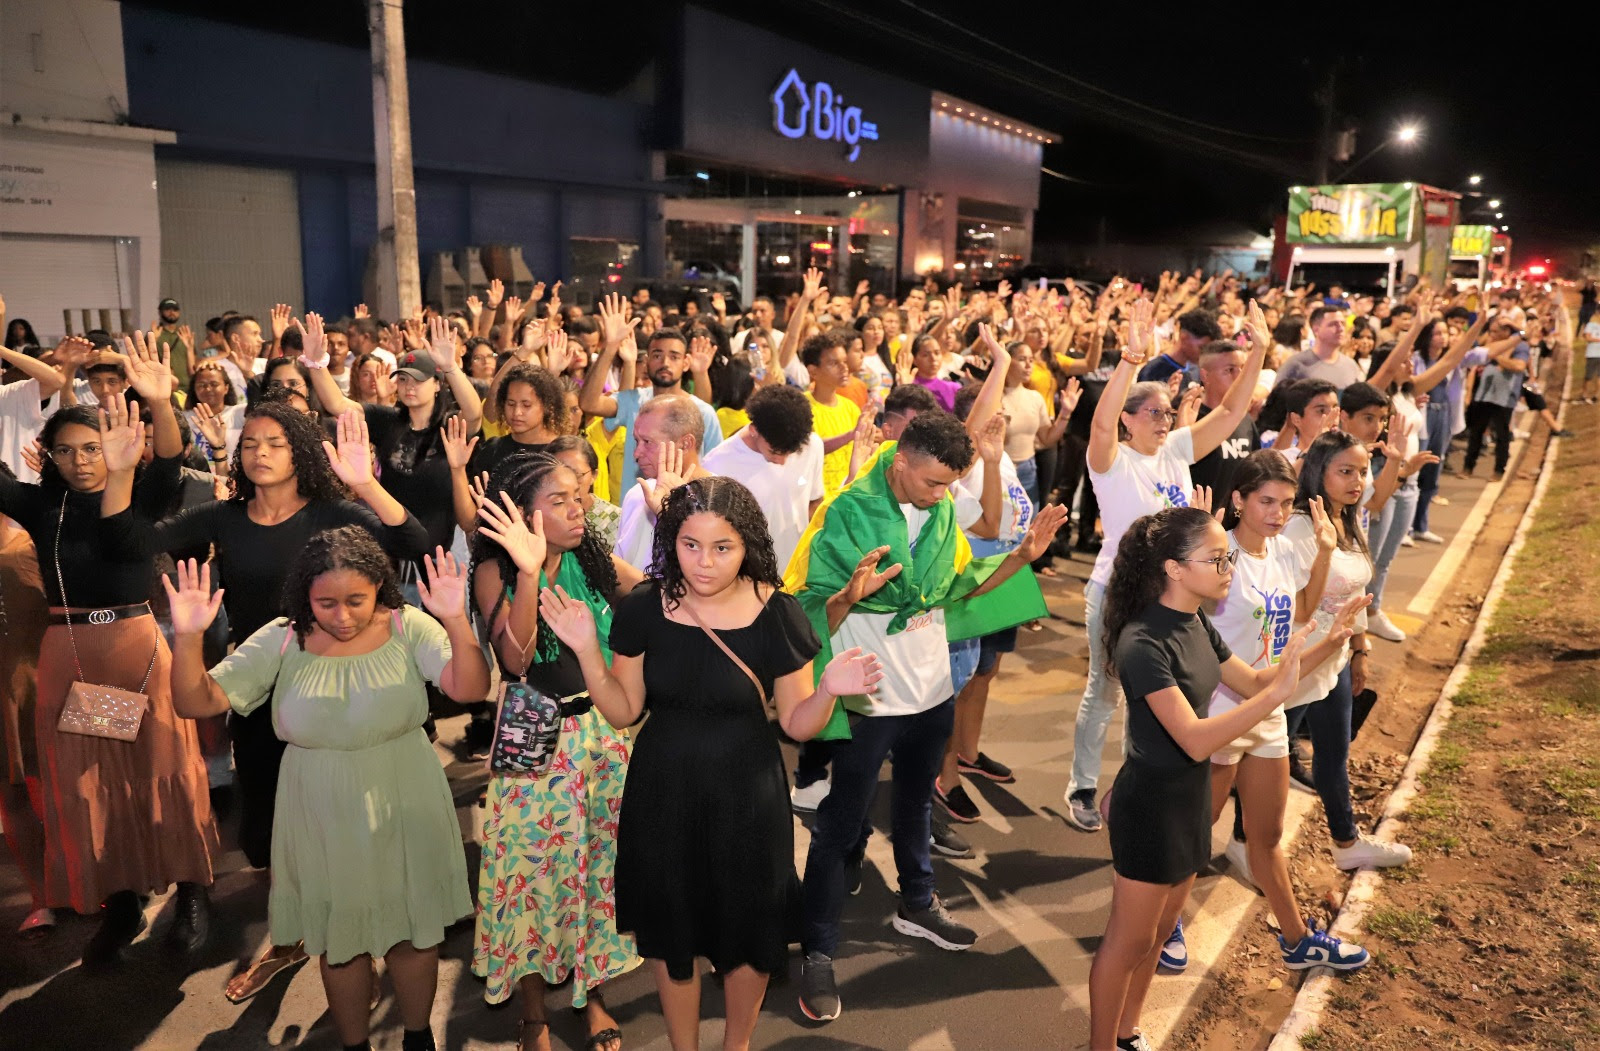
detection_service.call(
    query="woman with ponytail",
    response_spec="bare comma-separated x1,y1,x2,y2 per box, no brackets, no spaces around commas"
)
1088,505,1326,1051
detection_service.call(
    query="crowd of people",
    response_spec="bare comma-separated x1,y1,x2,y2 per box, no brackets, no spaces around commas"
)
0,266,1572,1050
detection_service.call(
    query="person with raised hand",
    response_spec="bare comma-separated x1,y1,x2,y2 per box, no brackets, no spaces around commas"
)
1065,296,1269,841
0,389,217,971
467,453,645,1051
166,530,488,1051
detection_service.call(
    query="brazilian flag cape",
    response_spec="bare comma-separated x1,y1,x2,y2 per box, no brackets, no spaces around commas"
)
783,441,1048,740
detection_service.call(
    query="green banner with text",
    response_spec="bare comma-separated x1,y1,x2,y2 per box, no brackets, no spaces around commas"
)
1286,183,1416,244
1451,224,1494,258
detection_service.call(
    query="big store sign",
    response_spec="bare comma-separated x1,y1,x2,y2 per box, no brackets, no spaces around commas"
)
771,68,879,162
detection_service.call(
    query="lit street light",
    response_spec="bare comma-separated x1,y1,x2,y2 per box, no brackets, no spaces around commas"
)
1488,199,1501,209
1495,212,1504,219
1468,174,1483,185
1397,125,1419,143
1334,122,1423,181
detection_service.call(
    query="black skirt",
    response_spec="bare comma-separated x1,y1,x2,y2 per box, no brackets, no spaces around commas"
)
1108,758,1211,885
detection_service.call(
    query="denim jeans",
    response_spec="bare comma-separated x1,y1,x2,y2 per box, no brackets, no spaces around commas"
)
1412,398,1452,535
801,698,956,956
1367,476,1419,607
1015,454,1040,509
1284,664,1357,843
1069,580,1123,797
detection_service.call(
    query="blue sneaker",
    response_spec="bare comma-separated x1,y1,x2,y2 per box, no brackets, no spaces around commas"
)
1280,918,1369,971
1158,919,1187,972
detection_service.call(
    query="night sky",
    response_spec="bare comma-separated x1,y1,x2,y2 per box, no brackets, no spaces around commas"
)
134,0,1593,270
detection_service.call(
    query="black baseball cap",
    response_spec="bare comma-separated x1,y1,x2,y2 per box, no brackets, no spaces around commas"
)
159,298,179,310
395,350,437,382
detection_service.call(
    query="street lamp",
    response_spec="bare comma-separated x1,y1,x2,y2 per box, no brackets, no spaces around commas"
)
1468,174,1482,185
1488,199,1501,209
1495,212,1503,219
1334,122,1423,181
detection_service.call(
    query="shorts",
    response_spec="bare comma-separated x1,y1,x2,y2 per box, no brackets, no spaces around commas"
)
977,626,1019,675
1586,357,1600,382
1208,693,1290,765
948,637,981,697
1521,387,1547,412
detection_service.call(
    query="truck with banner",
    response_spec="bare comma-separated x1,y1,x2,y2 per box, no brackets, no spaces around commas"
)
1276,182,1459,297
1449,224,1497,287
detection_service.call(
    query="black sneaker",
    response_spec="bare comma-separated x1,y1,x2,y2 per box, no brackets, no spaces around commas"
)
1064,789,1103,832
957,751,1016,784
930,821,973,858
798,951,841,1021
82,891,147,972
1288,756,1317,795
845,854,863,896
892,896,977,951
935,780,981,823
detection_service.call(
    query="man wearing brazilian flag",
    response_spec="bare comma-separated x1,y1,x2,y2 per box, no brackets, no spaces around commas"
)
787,408,1067,1022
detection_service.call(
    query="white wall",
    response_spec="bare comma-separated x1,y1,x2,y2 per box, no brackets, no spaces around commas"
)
0,0,129,122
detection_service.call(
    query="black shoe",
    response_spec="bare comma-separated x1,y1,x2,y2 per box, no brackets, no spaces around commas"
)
930,821,973,859
83,892,147,972
798,951,841,1021
892,895,977,951
1073,536,1102,554
166,882,212,958
464,713,495,757
957,751,1015,784
845,854,863,896
1288,756,1317,795
934,780,981,823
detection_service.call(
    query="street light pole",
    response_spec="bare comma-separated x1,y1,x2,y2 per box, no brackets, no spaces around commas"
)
369,0,421,322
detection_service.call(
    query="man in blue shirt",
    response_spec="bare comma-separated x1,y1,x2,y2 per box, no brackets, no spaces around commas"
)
1462,317,1529,481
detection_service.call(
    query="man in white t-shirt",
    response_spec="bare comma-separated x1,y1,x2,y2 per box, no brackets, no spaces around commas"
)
613,395,709,573
218,315,265,399
1581,316,1600,404
0,343,70,482
699,385,824,573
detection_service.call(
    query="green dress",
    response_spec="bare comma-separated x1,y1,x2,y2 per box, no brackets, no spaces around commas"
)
210,606,473,964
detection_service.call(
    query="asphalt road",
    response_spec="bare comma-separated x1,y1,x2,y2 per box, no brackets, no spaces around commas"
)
0,459,1504,1051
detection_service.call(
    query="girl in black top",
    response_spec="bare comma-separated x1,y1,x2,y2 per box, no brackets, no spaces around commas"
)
0,338,219,972
1088,507,1321,1051
468,453,644,1051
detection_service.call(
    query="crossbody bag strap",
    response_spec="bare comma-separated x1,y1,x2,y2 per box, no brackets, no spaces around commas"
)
54,493,157,692
678,595,769,713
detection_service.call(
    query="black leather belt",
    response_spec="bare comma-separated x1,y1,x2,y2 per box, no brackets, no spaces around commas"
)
47,603,153,626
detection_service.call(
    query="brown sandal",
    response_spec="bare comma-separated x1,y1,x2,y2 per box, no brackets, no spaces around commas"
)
224,942,309,1004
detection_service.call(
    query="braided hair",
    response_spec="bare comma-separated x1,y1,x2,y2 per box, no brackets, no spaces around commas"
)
228,400,349,505
650,476,781,611
1101,507,1217,669
468,451,619,668
282,525,405,647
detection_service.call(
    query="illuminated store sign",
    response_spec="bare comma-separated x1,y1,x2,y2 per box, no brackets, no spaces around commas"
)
771,68,879,162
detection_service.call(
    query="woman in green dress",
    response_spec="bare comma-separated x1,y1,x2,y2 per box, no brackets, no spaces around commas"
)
165,527,489,1051
469,451,642,1051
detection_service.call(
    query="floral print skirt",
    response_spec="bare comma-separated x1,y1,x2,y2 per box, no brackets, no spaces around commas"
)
473,707,640,1005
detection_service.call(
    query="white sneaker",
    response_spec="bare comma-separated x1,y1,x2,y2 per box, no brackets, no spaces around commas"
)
1431,495,1451,507
1224,837,1256,889
791,779,831,813
1399,533,1415,548
1367,611,1406,643
1331,833,1413,870
1412,530,1445,544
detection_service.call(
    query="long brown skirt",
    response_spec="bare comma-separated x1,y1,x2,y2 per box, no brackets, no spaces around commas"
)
36,616,219,913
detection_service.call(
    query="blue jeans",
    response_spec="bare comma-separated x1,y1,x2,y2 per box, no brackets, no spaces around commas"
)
801,698,956,956
1367,476,1419,607
1069,580,1123,797
1285,664,1358,843
1015,454,1040,509
1412,398,1452,535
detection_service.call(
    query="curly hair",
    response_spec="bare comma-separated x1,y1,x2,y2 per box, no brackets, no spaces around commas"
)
467,452,619,668
256,356,323,415
1294,431,1370,556
495,363,566,436
228,400,349,505
36,406,105,491
898,409,974,473
282,525,405,647
744,383,812,454
1101,507,1218,668
650,476,781,610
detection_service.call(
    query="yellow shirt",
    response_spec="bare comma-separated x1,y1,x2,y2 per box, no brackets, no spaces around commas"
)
480,418,510,439
717,406,750,439
807,392,861,497
1026,360,1057,415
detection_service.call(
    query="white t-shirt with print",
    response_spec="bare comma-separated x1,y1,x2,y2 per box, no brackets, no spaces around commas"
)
1208,532,1308,706
953,454,1032,554
1281,512,1372,709
833,502,952,717
701,427,825,575
1088,427,1197,588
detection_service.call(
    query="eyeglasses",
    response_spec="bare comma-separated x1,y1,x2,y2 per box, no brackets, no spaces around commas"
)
1131,407,1179,423
1180,549,1239,575
50,445,103,462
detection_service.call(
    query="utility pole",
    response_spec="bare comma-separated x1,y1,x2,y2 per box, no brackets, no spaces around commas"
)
1312,62,1337,185
369,0,421,321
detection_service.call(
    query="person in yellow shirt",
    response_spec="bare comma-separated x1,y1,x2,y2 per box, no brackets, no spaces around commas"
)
801,332,861,497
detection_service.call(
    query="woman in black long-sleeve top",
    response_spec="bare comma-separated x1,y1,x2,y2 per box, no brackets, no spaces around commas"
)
101,399,430,1001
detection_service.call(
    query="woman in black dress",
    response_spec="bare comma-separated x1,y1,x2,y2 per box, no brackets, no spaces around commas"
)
537,476,882,1051
1087,507,1320,1051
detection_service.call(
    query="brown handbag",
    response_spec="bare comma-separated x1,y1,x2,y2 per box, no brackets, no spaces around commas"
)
51,494,153,741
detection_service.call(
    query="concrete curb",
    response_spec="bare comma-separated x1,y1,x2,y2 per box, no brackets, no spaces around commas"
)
1269,326,1574,1049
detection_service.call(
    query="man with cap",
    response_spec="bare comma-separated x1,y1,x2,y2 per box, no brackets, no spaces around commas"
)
155,297,192,387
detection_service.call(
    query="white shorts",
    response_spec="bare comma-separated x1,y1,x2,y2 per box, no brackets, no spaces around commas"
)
1209,694,1290,765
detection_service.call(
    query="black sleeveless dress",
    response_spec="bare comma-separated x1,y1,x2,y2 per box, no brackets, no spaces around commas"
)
606,581,820,980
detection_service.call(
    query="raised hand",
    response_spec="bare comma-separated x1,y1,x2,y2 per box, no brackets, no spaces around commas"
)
51,335,95,369
710,290,727,317
1165,370,1184,404
354,302,371,319
996,278,1013,303
470,470,491,507
322,408,377,489
441,414,478,471
818,646,886,698
1307,495,1338,552
176,324,194,357
297,312,328,364
162,558,225,636
1124,298,1154,365
464,295,483,323
98,392,146,474
545,281,562,322
1175,383,1204,428
597,292,629,348
855,279,870,299
503,295,526,328
1244,299,1272,350
801,266,825,302
643,441,688,516
975,412,1005,464
1059,376,1083,418
977,322,1009,369
688,333,715,374
537,584,600,655
270,303,293,343
1012,503,1070,563
426,315,456,371
1270,622,1315,699
193,402,228,453
402,316,427,351
847,411,881,478
121,330,176,402
20,439,43,477
836,545,903,607
415,546,469,621
478,493,546,575
545,328,575,375
1328,593,1373,643
518,317,547,360
1190,484,1214,515
486,278,505,310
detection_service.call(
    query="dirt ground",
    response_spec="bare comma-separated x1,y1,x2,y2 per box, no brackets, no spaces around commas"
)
1171,362,1593,1049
